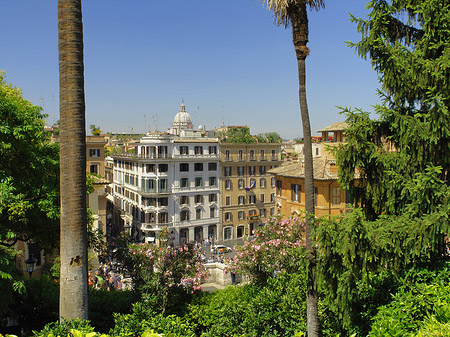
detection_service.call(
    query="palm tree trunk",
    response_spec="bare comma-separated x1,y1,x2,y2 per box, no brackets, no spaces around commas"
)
289,3,319,336
58,0,89,320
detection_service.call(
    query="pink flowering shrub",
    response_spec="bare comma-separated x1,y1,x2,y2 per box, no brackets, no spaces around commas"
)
128,228,209,314
226,215,307,285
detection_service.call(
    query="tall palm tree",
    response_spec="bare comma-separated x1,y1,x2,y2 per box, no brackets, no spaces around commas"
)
259,1,325,336
58,0,89,320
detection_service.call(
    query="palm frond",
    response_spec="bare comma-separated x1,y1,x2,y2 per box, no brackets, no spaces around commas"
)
259,0,325,26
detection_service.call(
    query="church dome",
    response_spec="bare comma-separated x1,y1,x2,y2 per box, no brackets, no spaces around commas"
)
172,101,193,129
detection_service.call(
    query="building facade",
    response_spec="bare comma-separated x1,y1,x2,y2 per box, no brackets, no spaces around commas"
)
269,158,351,218
219,142,282,241
111,105,220,245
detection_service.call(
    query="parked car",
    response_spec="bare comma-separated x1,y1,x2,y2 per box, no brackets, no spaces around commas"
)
213,245,232,254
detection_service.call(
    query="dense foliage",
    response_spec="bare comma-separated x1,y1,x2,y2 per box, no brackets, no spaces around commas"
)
0,72,60,250
216,126,282,144
126,228,208,315
226,215,306,285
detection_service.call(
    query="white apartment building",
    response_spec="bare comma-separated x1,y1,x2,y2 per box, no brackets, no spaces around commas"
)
111,105,220,245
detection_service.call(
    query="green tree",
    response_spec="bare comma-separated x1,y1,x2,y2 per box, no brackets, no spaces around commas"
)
89,124,102,136
257,1,325,335
0,72,60,294
322,0,450,330
58,0,89,320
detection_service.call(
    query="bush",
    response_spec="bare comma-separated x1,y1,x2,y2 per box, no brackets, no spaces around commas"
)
89,288,139,333
369,265,450,336
188,272,307,337
11,276,59,334
110,301,196,337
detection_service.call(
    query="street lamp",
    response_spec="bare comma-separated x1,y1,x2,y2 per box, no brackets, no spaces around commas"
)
25,253,38,277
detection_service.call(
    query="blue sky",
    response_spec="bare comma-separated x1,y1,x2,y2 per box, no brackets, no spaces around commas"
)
1,0,380,139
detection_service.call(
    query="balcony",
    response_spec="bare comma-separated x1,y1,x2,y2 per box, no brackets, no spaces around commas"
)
247,214,260,222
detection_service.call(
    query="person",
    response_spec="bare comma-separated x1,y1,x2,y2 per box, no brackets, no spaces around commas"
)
95,272,104,289
88,274,94,288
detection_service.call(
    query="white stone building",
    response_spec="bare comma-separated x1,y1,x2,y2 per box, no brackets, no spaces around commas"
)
111,104,220,245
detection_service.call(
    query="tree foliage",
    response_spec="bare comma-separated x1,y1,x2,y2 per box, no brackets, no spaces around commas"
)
226,215,307,285
325,0,450,330
126,228,208,315
0,72,60,251
216,126,282,144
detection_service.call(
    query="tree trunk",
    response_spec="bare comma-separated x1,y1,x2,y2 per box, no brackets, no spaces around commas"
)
289,3,319,336
58,0,89,320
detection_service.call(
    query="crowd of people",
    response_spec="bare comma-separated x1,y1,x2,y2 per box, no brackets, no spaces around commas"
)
88,261,125,291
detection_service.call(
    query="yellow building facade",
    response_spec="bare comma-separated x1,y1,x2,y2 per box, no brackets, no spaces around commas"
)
269,158,351,218
219,142,282,241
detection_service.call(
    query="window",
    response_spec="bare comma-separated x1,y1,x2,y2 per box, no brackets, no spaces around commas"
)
238,195,245,205
271,177,276,187
249,209,257,216
146,164,156,173
194,163,203,171
238,211,245,220
225,150,230,160
196,208,202,220
210,207,215,218
180,210,189,221
194,146,203,155
271,149,276,160
238,179,244,189
249,150,255,160
159,197,168,206
142,179,156,192
260,150,265,160
224,227,232,240
238,150,243,161
314,187,318,206
209,194,217,203
180,163,189,172
180,146,189,155
237,226,244,238
225,212,232,222
90,164,98,174
250,178,256,187
270,207,275,216
224,166,231,176
195,195,203,204
158,146,168,158
225,196,231,206
259,166,266,175
195,177,203,187
260,194,265,203
260,208,266,218
249,195,256,204
159,164,168,172
260,178,266,188
316,147,319,156
159,212,168,224
225,179,232,190
159,179,168,192
276,180,282,195
332,187,341,205
209,176,217,186
237,166,244,176
271,193,275,202
208,146,217,155
291,184,301,202
208,162,217,171
180,178,189,188
181,195,189,205
89,149,100,157
249,166,256,176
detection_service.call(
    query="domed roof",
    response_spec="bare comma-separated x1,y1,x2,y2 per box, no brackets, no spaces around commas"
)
172,101,193,128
